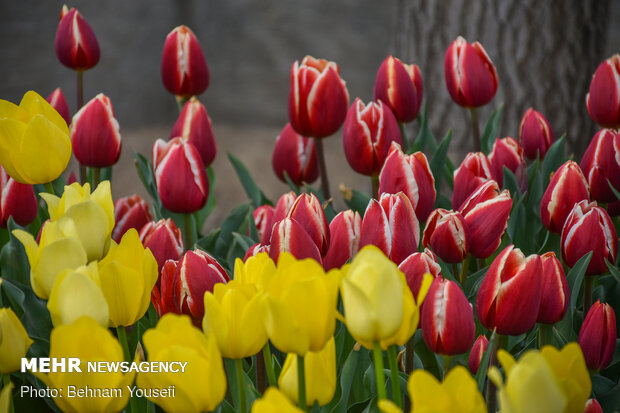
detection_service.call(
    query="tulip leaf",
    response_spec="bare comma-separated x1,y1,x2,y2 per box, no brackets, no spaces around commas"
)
196,228,221,256
592,375,620,412
480,105,503,155
606,177,620,202
412,104,437,153
556,252,592,340
0,219,31,287
331,344,360,413
342,187,371,216
283,171,302,195
502,166,521,199
134,152,163,219
228,233,256,269
215,203,252,258
541,135,566,188
194,166,217,230
605,259,620,284
475,330,495,392
465,266,488,300
414,330,441,379
506,193,526,246
228,153,272,208
430,129,452,193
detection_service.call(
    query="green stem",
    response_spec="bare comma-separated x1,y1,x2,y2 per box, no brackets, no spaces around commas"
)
183,213,194,249
584,276,594,315
314,138,331,200
372,342,387,401
469,108,481,152
405,336,415,374
477,258,486,272
399,122,408,152
43,182,56,195
387,346,402,408
2,374,14,413
452,264,459,282
538,323,551,349
486,334,503,413
116,326,137,413
459,255,472,286
235,358,247,413
262,343,277,388
255,351,266,394
77,70,86,185
297,354,307,411
443,355,452,379
176,96,188,113
92,167,101,188
371,175,379,199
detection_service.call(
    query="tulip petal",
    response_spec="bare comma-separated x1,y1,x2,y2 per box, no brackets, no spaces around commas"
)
0,118,28,183
263,295,310,355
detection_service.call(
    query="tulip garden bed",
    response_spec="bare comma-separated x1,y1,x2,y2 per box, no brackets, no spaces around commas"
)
0,6,619,413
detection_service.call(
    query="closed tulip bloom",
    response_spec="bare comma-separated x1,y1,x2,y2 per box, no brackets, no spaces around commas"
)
253,205,275,245
452,152,493,210
46,87,71,127
476,245,542,335
137,314,226,413
540,161,590,234
422,209,470,263
399,248,442,299
342,98,402,176
379,142,436,221
468,335,489,375
37,317,135,413
537,252,569,324
579,300,616,371
98,229,158,327
272,123,319,185
161,25,210,98
444,36,498,108
0,167,37,228
273,191,298,224
139,218,184,273
458,180,512,259
54,6,100,71
269,217,322,264
233,253,276,292
519,108,554,160
251,387,303,413
422,278,475,355
288,56,349,138
561,200,617,275
360,192,420,264
323,210,361,270
0,91,71,184
0,308,33,373
170,96,217,167
488,137,527,189
374,55,423,123
112,194,153,243
287,193,330,256
584,399,603,413
580,129,620,203
153,137,209,213
586,54,620,129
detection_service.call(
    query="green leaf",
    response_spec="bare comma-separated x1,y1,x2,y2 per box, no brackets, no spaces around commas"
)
541,135,566,188
283,171,301,195
412,104,437,153
414,331,441,379
228,153,271,208
607,177,620,202
196,228,221,256
592,374,620,412
606,259,620,284
475,331,496,392
330,346,360,413
430,130,452,192
342,188,371,216
134,152,163,219
215,204,253,259
480,105,503,154
502,166,522,199
0,219,31,287
194,166,217,230
556,252,592,340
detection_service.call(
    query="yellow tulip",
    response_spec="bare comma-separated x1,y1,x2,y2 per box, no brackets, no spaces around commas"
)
251,387,303,413
203,280,267,359
0,379,13,413
98,229,157,327
37,316,134,413
233,252,276,291
0,91,71,184
408,366,486,413
262,252,340,356
41,181,114,261
14,217,88,299
137,314,226,413
0,308,33,373
278,336,337,406
47,262,109,327
378,400,402,413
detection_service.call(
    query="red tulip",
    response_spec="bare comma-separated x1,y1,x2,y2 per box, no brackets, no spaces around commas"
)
0,167,37,228
323,210,361,270
468,335,489,374
488,137,526,189
458,180,512,259
170,97,217,167
161,25,209,98
561,200,617,276
269,217,322,264
579,300,617,371
421,278,475,355
288,56,349,138
139,218,184,273
519,108,554,160
373,55,423,123
153,137,209,213
243,243,270,261
586,54,620,129
46,87,71,127
476,245,542,335
540,161,590,233
580,129,620,203
54,6,100,71
452,152,493,210
272,191,297,224
112,195,152,243
71,93,122,168
359,192,420,264
422,209,470,263
399,249,442,300
444,36,498,108
379,142,436,222
342,98,402,176
253,205,275,245
537,252,569,324
583,399,603,413
271,123,319,185
286,193,330,256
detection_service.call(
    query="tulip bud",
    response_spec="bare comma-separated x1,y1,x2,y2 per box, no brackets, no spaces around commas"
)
541,161,590,233
584,399,603,413
161,25,209,98
153,137,209,213
476,245,542,335
253,205,275,245
452,152,493,210
46,87,71,127
170,97,217,166
0,308,33,373
112,195,152,243
580,129,620,203
323,209,361,270
139,218,184,272
458,180,512,259
272,123,319,185
579,300,616,371
537,252,569,324
408,367,486,412
71,93,121,168
288,56,349,138
273,191,297,224
374,55,423,123
269,217,322,264
444,36,498,108
468,335,489,374
519,108,554,160
342,98,402,176
0,167,37,228
421,278,475,355
399,249,441,299
561,200,617,276
422,209,470,263
586,54,620,129
379,142,436,221
243,243,270,261
287,193,330,256
360,192,420,264
488,137,527,189
54,6,100,71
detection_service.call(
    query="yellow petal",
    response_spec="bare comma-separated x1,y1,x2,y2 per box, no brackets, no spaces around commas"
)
442,366,486,413
19,90,69,134
63,200,111,261
0,308,33,373
378,400,403,413
12,229,39,268
99,261,144,327
263,295,309,356
0,378,14,412
91,180,115,232
0,118,28,183
251,387,303,413
341,277,377,346
203,291,230,356
33,237,88,299
408,369,451,412
416,272,434,305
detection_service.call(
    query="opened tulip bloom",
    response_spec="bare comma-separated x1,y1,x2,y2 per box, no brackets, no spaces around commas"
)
586,54,620,129
519,108,554,160
233,253,276,292
170,96,217,166
0,308,33,373
374,55,423,123
272,123,318,185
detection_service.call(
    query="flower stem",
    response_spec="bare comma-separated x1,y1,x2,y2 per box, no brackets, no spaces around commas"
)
183,213,194,249
92,167,101,189
175,96,188,113
314,138,331,200
405,336,415,374
235,358,247,413
77,70,87,185
116,326,137,413
255,351,266,393
371,175,379,199
262,343,277,388
459,255,472,286
43,182,56,196
373,342,387,401
399,122,408,152
2,374,14,413
469,108,481,152
387,346,402,408
452,264,459,282
443,355,452,379
297,354,307,411
538,323,551,349
486,333,503,413
584,276,594,315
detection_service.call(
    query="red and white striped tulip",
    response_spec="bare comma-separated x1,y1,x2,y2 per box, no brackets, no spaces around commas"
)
452,152,493,210
584,399,603,413
139,218,184,273
536,252,569,324
580,129,620,203
161,25,209,98
579,300,617,371
253,205,275,245
0,167,37,228
323,210,361,270
46,88,71,127
243,243,270,261
287,193,330,256
269,217,322,264
170,97,216,167
488,137,526,190
272,123,319,185
112,195,153,243
586,54,620,129
374,55,423,123
422,209,470,263
54,6,100,71
468,335,489,375
519,108,554,160
272,191,297,224
399,249,442,300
